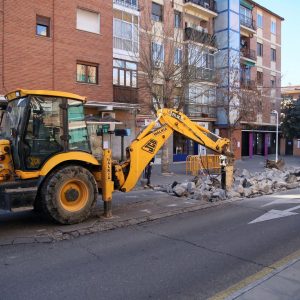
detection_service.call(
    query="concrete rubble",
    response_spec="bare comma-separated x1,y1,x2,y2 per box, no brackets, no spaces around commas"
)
160,166,300,202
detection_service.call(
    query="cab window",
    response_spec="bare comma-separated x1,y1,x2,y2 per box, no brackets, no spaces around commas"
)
68,100,90,152
24,96,64,170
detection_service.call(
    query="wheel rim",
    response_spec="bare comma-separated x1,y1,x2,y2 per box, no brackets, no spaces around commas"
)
59,179,89,212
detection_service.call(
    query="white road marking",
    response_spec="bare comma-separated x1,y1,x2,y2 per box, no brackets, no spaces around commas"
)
262,198,300,207
167,204,178,207
249,205,300,224
140,209,151,213
125,195,138,198
184,200,197,204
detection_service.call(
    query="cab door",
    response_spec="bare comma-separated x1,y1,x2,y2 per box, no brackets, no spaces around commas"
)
22,96,65,170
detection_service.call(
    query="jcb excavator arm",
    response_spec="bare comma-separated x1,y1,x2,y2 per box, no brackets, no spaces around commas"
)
113,109,231,193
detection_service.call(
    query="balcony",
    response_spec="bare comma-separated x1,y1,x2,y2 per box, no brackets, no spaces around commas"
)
190,66,215,82
240,15,256,35
185,104,217,119
113,0,138,10
240,48,256,61
184,27,217,48
240,78,256,90
183,0,217,19
113,86,138,104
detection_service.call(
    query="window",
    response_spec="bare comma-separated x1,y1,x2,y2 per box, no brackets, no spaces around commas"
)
77,8,100,34
257,42,263,57
76,62,98,84
271,48,276,62
187,86,216,115
152,42,164,63
36,15,50,37
68,100,90,152
240,6,252,19
240,5,253,28
152,2,163,22
188,46,215,81
113,10,138,52
113,59,137,87
24,96,64,170
174,11,181,28
271,21,276,34
174,48,182,65
271,76,276,88
257,71,263,85
257,13,263,28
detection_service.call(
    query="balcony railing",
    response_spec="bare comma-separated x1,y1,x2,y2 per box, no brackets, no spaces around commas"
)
113,86,138,104
240,14,256,30
190,66,215,82
185,104,217,119
184,0,216,13
240,78,256,90
184,27,217,48
113,0,138,10
240,48,256,60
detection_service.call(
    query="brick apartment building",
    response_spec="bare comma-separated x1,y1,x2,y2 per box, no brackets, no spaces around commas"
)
281,85,300,156
0,0,139,158
0,0,113,100
240,1,284,159
135,0,283,161
0,0,284,161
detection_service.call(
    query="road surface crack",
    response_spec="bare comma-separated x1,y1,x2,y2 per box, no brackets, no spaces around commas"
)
135,227,273,270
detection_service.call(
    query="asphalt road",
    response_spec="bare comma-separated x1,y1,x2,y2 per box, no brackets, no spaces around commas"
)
1,189,300,300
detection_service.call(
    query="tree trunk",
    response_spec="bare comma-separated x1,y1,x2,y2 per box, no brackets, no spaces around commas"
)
161,143,170,174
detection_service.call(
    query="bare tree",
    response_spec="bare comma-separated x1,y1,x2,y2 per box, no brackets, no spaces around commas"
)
215,53,262,154
136,1,218,173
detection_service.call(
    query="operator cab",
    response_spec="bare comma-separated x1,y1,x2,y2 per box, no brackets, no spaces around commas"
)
0,89,91,171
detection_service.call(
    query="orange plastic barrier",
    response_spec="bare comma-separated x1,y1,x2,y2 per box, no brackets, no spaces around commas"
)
186,155,221,175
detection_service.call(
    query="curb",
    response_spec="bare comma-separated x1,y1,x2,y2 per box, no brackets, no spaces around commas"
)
0,197,240,246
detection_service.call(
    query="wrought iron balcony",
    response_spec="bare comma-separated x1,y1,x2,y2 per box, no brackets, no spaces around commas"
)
184,27,217,48
240,78,256,90
240,14,256,30
113,0,138,10
240,48,256,61
184,0,216,13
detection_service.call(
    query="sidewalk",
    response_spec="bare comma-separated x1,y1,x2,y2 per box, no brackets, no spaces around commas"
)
148,155,300,187
218,251,300,300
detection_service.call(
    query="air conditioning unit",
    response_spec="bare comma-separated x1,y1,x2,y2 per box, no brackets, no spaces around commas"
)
101,112,116,119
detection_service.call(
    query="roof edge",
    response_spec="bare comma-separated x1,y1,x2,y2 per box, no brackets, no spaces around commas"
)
249,0,284,21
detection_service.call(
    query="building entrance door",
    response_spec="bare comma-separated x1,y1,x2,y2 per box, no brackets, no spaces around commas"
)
285,139,293,155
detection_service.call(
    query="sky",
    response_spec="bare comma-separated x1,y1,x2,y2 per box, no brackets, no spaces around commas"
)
256,0,299,87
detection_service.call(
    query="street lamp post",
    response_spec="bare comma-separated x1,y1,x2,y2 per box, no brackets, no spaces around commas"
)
271,110,279,163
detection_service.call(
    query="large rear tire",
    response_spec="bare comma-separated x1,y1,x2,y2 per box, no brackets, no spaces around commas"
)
41,165,98,224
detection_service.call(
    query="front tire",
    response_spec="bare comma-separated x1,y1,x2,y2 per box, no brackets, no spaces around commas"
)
41,165,98,224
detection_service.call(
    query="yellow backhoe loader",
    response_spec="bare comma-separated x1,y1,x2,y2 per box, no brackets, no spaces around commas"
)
0,89,232,224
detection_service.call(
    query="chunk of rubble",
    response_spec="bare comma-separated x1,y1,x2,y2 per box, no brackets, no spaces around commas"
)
164,165,300,202
212,189,227,201
173,185,187,197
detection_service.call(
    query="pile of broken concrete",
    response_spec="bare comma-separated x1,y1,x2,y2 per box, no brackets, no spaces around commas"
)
162,167,300,202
